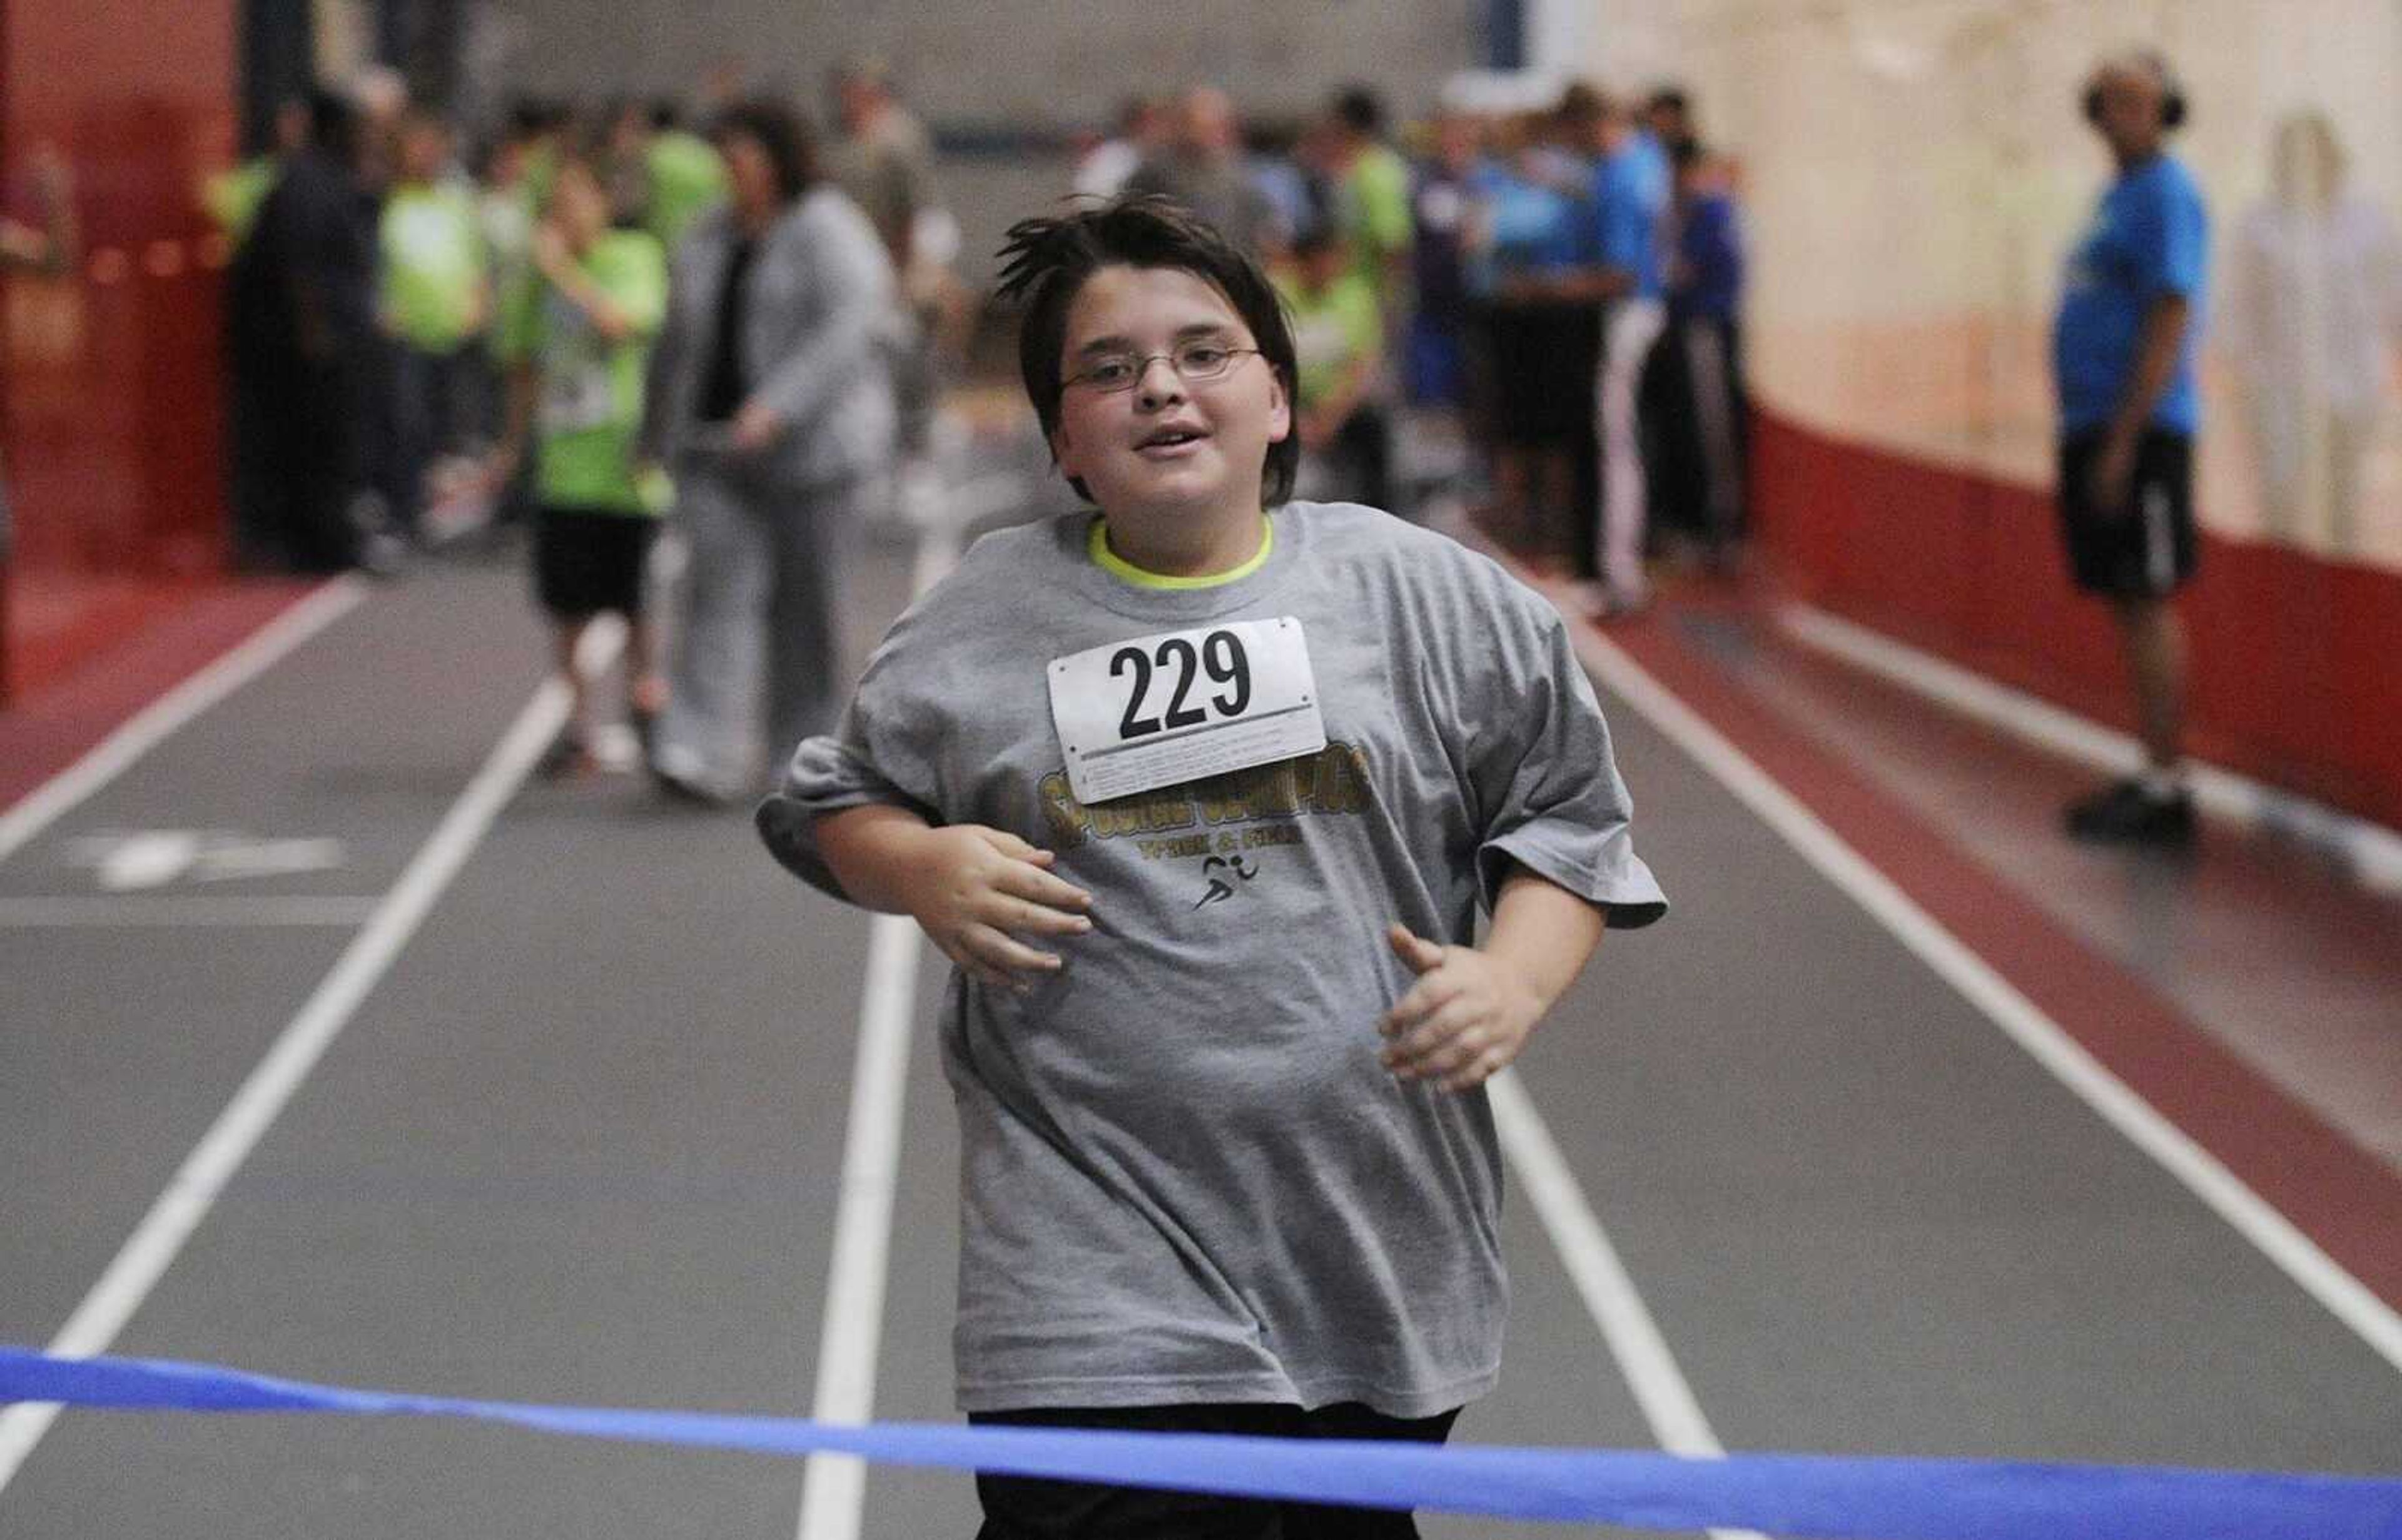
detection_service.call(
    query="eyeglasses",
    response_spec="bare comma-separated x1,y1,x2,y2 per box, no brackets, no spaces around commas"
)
1063,340,1262,393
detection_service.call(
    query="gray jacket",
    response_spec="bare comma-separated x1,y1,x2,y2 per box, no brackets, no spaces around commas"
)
643,186,898,488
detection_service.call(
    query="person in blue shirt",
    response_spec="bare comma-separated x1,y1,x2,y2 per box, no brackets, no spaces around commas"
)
1657,139,1747,564
1534,86,1667,616
1471,112,1599,575
2050,51,2211,845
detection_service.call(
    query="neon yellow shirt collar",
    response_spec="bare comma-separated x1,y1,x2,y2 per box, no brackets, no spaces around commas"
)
1089,514,1274,590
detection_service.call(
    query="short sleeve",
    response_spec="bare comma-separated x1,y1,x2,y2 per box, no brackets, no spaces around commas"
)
1454,581,1667,928
754,615,950,901
2140,174,2208,300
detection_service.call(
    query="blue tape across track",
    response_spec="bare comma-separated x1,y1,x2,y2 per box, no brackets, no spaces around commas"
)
4,1347,2398,1539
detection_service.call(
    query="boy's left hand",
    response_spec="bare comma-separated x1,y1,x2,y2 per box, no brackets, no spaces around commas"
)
1379,924,1541,1092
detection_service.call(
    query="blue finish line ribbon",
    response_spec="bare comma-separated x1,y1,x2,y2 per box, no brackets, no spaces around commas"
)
5,1347,2398,1539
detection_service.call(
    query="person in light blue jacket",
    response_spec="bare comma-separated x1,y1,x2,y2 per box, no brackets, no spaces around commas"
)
641,98,898,803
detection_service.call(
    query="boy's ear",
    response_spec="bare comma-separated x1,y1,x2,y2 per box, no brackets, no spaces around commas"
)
1049,418,1082,481
1265,365,1292,445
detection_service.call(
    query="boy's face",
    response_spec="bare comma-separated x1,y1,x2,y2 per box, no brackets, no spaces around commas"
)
1050,265,1288,524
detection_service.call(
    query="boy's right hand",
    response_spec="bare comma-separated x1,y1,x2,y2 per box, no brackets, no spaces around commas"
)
899,825,1093,991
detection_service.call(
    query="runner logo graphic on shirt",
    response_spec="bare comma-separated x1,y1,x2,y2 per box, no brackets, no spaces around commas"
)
1192,854,1261,909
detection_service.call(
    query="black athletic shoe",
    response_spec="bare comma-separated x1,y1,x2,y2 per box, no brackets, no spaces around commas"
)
2064,778,2196,846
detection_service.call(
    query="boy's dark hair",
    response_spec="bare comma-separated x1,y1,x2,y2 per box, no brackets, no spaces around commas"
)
994,196,1299,508
709,97,819,203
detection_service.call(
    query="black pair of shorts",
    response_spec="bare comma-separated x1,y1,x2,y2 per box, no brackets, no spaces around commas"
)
969,1401,1461,1539
1482,301,1598,447
2055,428,2196,597
533,505,658,619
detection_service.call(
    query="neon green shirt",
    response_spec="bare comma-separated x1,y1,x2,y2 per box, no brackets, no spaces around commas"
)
203,157,278,248
529,230,671,515
644,131,728,253
1277,271,1382,411
380,182,487,352
1343,144,1412,289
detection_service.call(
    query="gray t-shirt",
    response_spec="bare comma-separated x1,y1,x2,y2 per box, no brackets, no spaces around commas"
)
758,502,1667,1417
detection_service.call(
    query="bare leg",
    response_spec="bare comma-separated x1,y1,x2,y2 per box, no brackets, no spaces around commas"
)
551,616,594,773
625,614,667,719
2111,595,2187,771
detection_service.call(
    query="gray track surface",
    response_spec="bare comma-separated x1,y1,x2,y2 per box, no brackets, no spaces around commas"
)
3,530,2396,1539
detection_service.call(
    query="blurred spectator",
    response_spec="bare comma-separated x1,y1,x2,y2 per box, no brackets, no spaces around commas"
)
2052,51,2210,846
1127,86,1280,258
1644,86,1696,156
644,99,729,253
600,97,659,229
1474,109,1597,574
1406,108,1481,408
828,60,942,462
1073,96,1169,201
641,98,896,803
1551,84,1666,615
1247,116,1319,259
479,101,567,532
1321,84,1414,306
2221,109,2402,556
228,89,380,574
377,109,490,542
203,98,307,253
826,58,932,276
1653,139,1748,565
497,141,672,777
1279,225,1390,508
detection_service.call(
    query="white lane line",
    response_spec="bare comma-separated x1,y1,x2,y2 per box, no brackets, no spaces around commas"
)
1489,1073,1766,1540
1778,602,2402,894
0,578,367,866
0,896,381,928
0,620,623,1497
793,916,924,1540
794,517,963,1540
1564,619,2402,1375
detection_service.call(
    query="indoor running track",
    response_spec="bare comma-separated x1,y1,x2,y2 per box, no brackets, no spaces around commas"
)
2,517,2396,1540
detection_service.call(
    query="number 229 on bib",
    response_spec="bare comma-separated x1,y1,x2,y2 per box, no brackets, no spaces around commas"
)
1046,617,1325,804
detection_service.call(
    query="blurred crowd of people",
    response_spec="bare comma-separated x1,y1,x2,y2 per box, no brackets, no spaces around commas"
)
1073,78,1751,618
212,64,958,795
207,65,1748,799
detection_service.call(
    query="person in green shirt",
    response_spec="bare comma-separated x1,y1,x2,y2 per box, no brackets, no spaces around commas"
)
1324,86,1414,310
1277,225,1390,508
498,143,672,777
378,111,491,539
201,99,307,253
643,101,728,254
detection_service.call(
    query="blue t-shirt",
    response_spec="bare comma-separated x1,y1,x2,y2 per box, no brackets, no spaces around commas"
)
1626,129,1671,218
1591,146,1664,301
1468,159,1587,298
1670,194,1743,324
2052,155,2209,435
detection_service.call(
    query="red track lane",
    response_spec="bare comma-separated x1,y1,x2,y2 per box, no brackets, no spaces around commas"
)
0,579,327,813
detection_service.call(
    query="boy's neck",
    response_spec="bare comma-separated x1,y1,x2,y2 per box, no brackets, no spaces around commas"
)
1100,504,1267,579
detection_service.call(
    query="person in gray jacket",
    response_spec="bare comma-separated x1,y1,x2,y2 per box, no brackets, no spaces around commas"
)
642,97,897,803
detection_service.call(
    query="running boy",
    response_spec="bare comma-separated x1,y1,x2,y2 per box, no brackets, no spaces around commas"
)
497,143,671,776
757,197,1666,1539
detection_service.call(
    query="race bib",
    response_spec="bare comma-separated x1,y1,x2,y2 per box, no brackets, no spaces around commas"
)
1047,618,1325,804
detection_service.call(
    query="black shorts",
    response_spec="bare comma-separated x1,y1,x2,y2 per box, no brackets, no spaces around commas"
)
968,1401,1460,1540
2055,428,2196,597
1484,301,1598,448
533,506,658,619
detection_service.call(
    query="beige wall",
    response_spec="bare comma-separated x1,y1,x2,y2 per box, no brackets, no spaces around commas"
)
1578,0,2402,567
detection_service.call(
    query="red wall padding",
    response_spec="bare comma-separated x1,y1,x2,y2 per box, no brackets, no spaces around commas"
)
1753,410,2402,831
